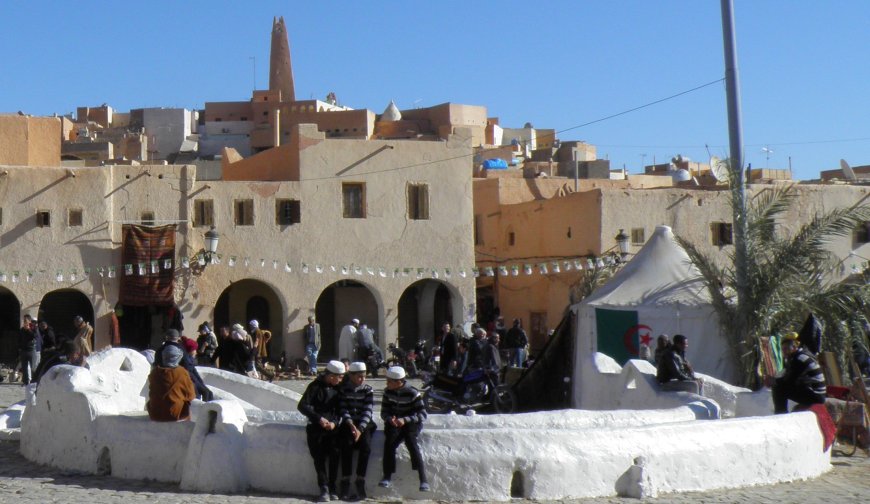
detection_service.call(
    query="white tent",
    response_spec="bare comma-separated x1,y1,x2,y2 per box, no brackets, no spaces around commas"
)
572,225,738,404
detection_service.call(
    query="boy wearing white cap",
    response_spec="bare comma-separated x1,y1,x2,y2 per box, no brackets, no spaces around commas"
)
337,361,376,499
298,360,346,502
379,366,429,492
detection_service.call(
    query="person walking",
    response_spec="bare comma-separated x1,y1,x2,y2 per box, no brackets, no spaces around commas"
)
379,366,429,492
298,360,345,502
337,362,376,499
73,315,94,357
19,314,39,385
304,316,321,376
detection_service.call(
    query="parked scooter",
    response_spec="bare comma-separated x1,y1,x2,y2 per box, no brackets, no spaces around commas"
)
387,343,418,378
421,369,516,414
361,345,387,378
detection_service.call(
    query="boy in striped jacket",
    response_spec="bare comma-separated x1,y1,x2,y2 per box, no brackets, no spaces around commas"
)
338,361,376,499
379,366,430,492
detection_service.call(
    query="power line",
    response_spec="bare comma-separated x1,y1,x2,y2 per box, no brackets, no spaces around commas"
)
302,78,727,181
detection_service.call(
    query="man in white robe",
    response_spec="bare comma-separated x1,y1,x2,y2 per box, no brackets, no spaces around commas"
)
338,318,360,361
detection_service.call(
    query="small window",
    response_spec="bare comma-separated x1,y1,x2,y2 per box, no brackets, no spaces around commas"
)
193,199,214,227
711,222,733,246
276,199,301,225
342,183,366,219
263,111,268,116
69,209,83,227
141,211,155,226
240,116,247,121
36,210,51,227
408,183,429,220
508,232,516,247
235,199,254,226
474,214,483,245
0,207,3,226
631,227,645,245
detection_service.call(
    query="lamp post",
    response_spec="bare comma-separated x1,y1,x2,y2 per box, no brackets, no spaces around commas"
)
615,229,630,260
204,226,219,263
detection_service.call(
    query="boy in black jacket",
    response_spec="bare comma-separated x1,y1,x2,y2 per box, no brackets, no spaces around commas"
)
298,360,346,502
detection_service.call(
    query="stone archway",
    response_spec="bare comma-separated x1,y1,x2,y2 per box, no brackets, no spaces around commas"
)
397,280,462,350
39,288,94,343
214,279,283,361
315,280,381,362
0,287,21,365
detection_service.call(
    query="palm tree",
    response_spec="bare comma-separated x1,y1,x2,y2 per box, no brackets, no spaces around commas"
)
678,182,870,386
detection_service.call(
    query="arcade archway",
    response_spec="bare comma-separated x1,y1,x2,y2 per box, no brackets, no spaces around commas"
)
397,280,461,349
39,289,94,343
315,280,380,362
214,280,283,361
0,288,21,365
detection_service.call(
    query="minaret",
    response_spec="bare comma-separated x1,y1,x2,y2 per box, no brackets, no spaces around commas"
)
269,16,295,102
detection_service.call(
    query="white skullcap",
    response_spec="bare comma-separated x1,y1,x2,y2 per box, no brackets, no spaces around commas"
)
386,366,406,380
351,318,360,324
348,362,366,373
249,319,259,328
326,360,346,374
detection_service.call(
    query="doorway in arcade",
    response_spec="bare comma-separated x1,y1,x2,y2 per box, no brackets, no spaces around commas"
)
214,279,284,363
0,288,21,366
397,279,456,350
117,305,180,350
39,289,95,347
315,280,379,363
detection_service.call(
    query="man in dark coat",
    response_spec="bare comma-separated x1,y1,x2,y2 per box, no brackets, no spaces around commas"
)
656,334,702,394
298,360,345,502
773,332,826,413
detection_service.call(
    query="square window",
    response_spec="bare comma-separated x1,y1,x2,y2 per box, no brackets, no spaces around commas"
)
408,184,429,220
855,222,870,244
36,210,51,227
141,211,155,226
69,209,83,227
234,199,254,226
193,199,214,227
631,228,645,245
711,222,733,246
276,199,301,225
342,183,366,219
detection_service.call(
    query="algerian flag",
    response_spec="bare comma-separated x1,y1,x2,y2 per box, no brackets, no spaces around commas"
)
595,308,652,365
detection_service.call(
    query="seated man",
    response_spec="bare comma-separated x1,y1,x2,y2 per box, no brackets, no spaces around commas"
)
34,340,82,385
773,332,826,414
337,362,376,500
147,345,196,422
656,334,702,395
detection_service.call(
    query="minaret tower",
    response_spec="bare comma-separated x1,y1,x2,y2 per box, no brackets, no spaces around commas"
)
269,16,295,102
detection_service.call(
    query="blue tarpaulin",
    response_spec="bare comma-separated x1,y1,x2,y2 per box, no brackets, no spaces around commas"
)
483,158,508,169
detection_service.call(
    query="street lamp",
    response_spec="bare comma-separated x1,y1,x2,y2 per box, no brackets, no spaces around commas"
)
204,226,219,263
615,229,630,259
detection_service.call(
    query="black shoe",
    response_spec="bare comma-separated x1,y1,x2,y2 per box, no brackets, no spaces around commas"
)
317,486,330,502
339,480,352,500
355,478,367,500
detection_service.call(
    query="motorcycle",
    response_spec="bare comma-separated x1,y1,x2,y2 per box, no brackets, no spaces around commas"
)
387,343,418,378
421,368,517,414
361,345,387,378
413,339,437,374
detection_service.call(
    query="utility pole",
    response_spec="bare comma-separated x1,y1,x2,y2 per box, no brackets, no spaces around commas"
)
720,0,750,361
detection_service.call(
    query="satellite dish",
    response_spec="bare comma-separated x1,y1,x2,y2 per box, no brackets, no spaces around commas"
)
710,156,731,183
672,169,692,182
840,159,858,182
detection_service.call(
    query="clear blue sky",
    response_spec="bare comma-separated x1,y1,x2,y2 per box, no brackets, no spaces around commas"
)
2,1,868,181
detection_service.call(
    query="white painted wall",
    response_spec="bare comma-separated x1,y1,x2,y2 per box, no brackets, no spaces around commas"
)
16,348,830,501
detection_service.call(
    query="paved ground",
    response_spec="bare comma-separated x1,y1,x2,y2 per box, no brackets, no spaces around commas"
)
1,382,868,503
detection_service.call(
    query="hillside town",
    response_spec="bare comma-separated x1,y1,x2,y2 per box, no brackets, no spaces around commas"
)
1,13,870,504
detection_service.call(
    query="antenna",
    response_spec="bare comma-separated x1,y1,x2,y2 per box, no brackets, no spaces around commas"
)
840,159,858,182
761,146,773,168
710,156,731,183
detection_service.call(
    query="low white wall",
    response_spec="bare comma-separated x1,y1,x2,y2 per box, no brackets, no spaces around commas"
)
576,353,772,418
198,367,301,410
16,348,831,501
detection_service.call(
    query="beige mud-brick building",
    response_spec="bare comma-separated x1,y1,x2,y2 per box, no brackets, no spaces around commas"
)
0,123,476,364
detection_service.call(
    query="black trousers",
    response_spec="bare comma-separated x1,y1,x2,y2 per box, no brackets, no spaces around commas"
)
383,423,426,482
306,424,340,489
339,422,376,478
773,379,826,414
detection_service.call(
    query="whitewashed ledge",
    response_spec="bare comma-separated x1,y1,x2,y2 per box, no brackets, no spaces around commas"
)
13,349,829,501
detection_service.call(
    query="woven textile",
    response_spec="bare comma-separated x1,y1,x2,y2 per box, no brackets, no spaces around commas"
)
120,224,176,306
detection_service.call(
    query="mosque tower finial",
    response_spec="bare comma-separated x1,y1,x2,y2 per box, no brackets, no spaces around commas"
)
269,16,295,102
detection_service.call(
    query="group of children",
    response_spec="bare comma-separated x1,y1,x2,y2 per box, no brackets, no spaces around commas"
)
298,360,428,502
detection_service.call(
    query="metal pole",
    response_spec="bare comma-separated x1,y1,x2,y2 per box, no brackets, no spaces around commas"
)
720,0,750,357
